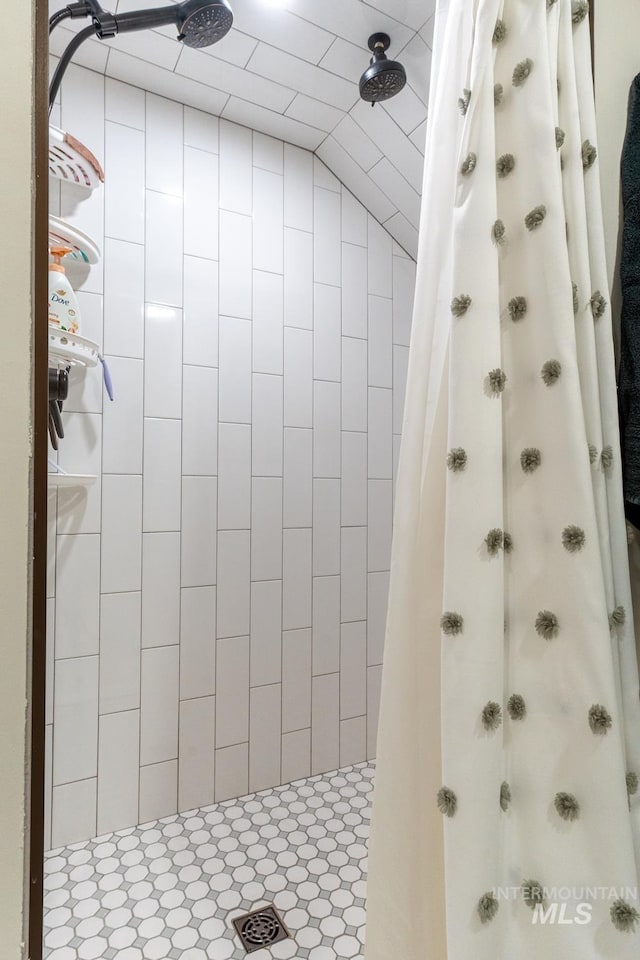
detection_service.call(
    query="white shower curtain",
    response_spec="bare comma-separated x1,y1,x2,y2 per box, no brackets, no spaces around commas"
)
366,2,640,958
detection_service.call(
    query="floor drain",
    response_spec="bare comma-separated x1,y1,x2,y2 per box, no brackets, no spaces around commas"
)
232,904,292,954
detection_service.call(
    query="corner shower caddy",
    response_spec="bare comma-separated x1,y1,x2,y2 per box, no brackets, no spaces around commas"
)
48,214,101,267
48,126,104,486
49,124,104,191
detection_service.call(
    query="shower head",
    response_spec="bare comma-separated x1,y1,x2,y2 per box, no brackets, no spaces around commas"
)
176,0,234,48
100,0,234,48
50,0,234,108
359,33,407,106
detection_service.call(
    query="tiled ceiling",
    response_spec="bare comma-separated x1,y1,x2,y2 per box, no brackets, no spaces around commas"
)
50,0,434,257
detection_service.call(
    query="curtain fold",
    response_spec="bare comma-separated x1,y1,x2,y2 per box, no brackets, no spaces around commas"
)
366,2,640,958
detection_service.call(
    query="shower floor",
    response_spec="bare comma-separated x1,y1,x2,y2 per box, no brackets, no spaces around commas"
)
43,762,373,960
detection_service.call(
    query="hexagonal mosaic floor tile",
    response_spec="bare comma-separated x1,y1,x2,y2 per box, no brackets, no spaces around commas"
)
44,762,374,960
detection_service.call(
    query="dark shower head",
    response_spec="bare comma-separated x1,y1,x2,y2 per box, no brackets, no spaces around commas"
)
49,0,234,109
176,0,234,48
359,33,407,105
100,0,234,48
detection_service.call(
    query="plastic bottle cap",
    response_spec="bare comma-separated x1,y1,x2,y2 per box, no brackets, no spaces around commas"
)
49,246,73,273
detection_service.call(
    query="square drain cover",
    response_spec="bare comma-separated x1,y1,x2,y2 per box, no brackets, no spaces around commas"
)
232,904,292,954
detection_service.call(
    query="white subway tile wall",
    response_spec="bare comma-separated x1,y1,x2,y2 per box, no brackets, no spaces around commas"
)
46,66,415,850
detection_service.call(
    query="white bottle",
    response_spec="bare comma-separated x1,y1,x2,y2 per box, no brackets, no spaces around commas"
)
48,246,81,334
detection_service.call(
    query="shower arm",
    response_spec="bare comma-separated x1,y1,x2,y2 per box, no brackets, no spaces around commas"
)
48,3,182,111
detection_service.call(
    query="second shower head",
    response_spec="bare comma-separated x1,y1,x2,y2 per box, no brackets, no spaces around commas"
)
359,33,407,106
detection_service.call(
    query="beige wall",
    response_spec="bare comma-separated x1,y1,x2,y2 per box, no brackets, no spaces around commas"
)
595,1,640,286
0,0,34,956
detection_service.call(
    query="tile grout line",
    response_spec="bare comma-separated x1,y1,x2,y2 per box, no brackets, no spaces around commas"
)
94,65,108,843
278,142,286,789
247,124,255,799
214,115,222,805
137,87,148,828
177,95,186,819
309,167,316,779
338,181,344,769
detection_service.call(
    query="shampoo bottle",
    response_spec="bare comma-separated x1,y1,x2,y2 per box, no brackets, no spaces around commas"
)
48,247,81,334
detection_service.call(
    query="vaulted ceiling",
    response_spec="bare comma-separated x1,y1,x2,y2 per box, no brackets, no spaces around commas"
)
50,0,435,257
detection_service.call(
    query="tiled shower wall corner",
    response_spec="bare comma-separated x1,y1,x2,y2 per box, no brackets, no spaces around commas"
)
46,63,416,851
